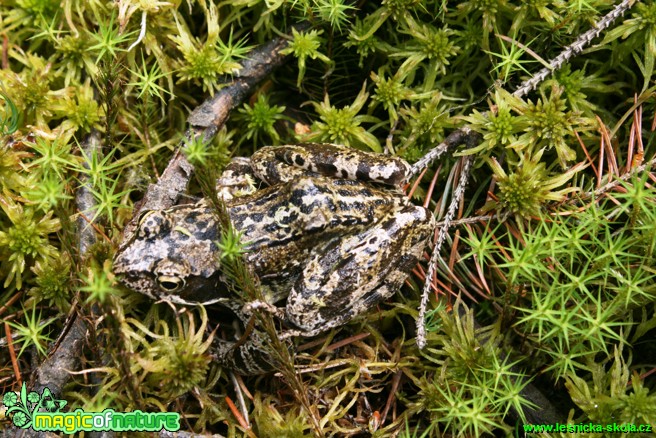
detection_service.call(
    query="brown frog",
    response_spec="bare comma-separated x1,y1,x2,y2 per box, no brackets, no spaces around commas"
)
113,143,435,374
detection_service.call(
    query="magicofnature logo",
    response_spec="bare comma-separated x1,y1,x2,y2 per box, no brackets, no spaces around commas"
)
3,382,67,429
3,383,180,433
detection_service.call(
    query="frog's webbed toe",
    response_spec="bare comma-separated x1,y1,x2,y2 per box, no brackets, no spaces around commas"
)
216,156,258,200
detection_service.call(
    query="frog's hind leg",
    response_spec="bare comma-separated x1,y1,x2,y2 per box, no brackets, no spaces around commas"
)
251,143,411,186
283,202,435,337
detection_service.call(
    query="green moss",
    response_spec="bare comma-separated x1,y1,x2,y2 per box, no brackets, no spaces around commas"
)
0,0,655,435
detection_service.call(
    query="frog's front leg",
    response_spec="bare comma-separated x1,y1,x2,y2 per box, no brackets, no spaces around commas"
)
251,143,411,186
283,200,435,337
212,332,289,375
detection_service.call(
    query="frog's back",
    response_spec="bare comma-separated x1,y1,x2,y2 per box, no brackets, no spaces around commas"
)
228,175,415,273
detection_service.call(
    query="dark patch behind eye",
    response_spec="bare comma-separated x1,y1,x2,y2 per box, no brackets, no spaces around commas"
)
317,162,338,175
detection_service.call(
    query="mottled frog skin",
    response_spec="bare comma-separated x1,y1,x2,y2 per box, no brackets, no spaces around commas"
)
113,143,435,374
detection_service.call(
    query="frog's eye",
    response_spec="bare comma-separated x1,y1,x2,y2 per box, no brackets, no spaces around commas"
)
138,211,172,240
157,275,185,292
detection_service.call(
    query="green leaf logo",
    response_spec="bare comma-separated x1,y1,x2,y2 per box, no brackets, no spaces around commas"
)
2,383,67,429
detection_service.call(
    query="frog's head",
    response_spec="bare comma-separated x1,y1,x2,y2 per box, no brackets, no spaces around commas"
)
113,206,230,305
